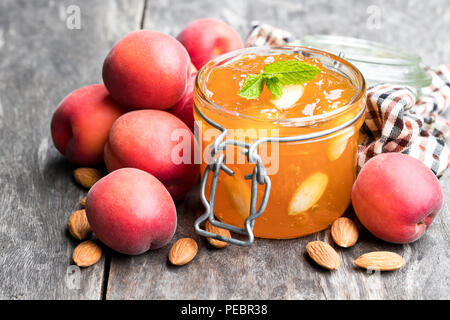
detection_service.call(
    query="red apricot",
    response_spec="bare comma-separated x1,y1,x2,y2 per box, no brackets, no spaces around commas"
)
104,110,199,200
352,153,443,244
86,168,177,255
177,18,244,69
50,84,125,165
102,30,191,110
168,71,197,132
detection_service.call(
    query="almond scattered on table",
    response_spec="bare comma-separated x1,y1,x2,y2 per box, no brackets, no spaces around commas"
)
306,240,340,270
331,217,359,248
354,251,405,271
67,209,92,241
80,196,87,207
73,240,102,267
205,220,231,248
169,238,198,266
73,168,103,189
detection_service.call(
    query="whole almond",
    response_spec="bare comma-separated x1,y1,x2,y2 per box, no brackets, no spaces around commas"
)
67,209,92,240
354,251,404,271
169,238,198,266
331,217,359,248
73,168,103,189
306,241,340,270
205,220,231,248
73,240,102,267
80,196,87,207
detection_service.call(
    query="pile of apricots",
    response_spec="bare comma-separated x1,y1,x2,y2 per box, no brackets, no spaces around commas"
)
51,18,244,255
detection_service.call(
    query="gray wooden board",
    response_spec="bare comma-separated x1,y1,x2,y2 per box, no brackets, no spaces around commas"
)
0,0,449,300
0,0,144,299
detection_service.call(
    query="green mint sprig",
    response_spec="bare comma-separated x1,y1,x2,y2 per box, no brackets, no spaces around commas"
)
238,60,321,100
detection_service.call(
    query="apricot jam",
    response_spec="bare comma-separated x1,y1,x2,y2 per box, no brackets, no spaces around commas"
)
194,47,366,239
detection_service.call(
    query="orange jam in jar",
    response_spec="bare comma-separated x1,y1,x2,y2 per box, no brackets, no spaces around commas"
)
194,47,366,239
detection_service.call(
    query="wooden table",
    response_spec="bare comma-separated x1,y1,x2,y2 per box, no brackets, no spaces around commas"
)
1,0,449,300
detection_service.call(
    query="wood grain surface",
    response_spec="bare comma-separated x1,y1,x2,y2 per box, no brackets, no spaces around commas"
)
0,0,449,300
0,0,144,299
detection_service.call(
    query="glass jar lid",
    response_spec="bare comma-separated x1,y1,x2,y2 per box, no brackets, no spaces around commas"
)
298,35,431,89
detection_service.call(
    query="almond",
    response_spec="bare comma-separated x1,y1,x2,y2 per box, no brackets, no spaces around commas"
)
205,220,231,248
288,172,328,215
222,174,251,219
169,238,198,266
306,241,340,270
73,168,103,189
331,217,359,248
354,251,404,271
80,196,87,207
328,127,354,161
270,84,304,110
67,209,92,241
73,240,102,267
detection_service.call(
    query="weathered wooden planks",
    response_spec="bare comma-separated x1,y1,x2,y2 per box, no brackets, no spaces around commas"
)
105,0,450,299
0,0,144,299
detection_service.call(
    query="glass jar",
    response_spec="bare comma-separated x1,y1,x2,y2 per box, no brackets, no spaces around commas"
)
298,35,431,90
193,46,366,241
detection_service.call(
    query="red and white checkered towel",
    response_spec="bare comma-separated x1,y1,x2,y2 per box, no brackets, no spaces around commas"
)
246,24,450,177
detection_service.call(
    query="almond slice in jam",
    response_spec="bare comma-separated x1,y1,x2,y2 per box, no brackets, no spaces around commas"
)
222,175,251,219
288,172,328,215
270,84,304,110
328,127,355,161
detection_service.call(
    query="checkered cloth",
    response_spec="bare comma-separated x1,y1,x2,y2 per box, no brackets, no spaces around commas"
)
246,23,450,177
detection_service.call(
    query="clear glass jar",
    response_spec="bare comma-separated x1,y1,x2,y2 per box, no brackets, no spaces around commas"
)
299,35,431,90
194,46,366,239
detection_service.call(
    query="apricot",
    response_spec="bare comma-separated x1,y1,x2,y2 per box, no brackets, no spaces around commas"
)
86,168,176,255
104,110,199,200
177,18,244,69
168,71,197,132
50,84,125,165
352,153,443,244
102,30,191,110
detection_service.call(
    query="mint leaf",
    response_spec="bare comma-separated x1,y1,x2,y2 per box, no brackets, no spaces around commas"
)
238,73,265,99
237,60,321,100
265,76,283,98
264,60,322,85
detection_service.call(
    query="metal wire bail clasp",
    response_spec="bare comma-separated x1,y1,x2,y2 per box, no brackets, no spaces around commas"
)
193,107,272,247
193,94,367,246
